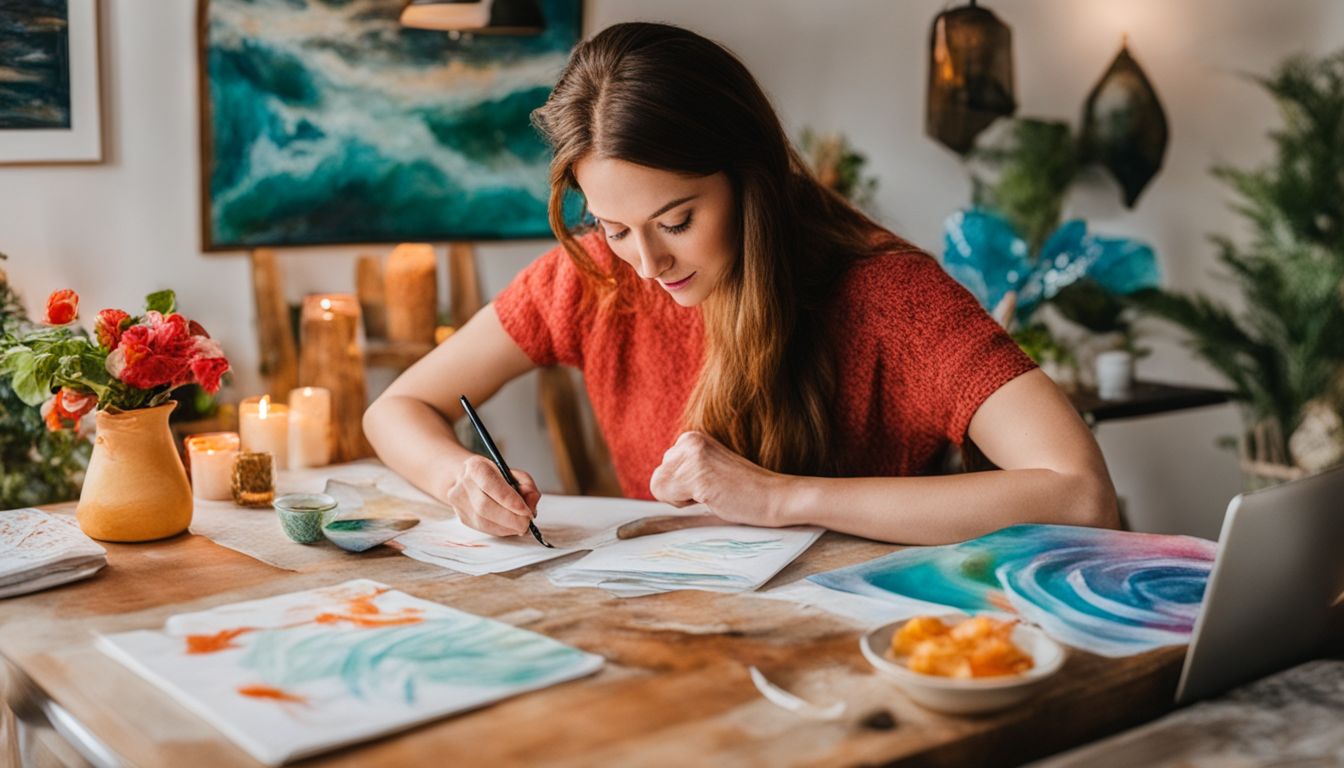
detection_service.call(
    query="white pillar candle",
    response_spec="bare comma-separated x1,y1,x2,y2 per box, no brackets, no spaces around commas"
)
239,395,290,470
185,432,240,501
288,386,332,469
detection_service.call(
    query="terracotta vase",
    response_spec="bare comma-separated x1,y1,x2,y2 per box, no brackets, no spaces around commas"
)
77,403,193,542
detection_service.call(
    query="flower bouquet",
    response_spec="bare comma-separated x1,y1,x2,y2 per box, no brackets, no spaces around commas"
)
0,289,231,541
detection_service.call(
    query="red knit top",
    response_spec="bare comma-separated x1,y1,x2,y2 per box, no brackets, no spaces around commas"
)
494,232,1036,499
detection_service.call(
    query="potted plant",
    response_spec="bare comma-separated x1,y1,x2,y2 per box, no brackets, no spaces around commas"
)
0,288,230,540
941,118,1162,390
1130,51,1344,484
0,259,92,507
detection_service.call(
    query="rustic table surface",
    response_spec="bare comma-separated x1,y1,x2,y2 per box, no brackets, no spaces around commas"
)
0,502,1186,768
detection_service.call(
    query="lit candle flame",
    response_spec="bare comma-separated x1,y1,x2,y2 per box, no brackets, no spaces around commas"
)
320,298,332,311
258,395,271,419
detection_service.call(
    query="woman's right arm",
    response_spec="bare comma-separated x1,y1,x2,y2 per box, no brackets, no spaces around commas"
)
362,302,541,536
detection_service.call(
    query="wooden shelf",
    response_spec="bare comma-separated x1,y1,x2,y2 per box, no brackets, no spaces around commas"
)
1068,380,1233,425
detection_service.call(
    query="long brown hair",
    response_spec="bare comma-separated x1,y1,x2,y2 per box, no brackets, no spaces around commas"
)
532,22,905,476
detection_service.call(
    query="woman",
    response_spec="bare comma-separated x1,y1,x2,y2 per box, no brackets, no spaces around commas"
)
364,22,1118,545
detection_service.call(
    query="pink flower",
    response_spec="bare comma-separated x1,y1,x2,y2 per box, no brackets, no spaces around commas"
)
94,308,131,350
44,290,78,325
189,336,229,394
106,311,196,390
41,387,96,432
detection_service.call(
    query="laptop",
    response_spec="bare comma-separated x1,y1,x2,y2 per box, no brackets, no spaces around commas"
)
1175,464,1344,704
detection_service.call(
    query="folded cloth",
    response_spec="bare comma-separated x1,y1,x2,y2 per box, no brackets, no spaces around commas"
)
0,508,107,599
549,524,823,598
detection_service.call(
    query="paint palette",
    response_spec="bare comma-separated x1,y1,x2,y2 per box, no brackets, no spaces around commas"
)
98,579,604,766
319,480,427,552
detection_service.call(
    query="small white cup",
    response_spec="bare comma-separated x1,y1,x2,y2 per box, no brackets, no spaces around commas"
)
1095,350,1135,400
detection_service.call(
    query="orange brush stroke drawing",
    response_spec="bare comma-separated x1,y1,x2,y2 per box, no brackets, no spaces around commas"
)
186,627,254,654
237,684,308,704
313,590,424,628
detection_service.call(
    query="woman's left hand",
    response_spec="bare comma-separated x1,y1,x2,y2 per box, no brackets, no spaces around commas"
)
649,431,791,527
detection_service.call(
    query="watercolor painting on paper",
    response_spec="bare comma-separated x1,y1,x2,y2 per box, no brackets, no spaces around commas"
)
98,580,603,765
550,525,823,597
392,495,698,576
809,524,1217,657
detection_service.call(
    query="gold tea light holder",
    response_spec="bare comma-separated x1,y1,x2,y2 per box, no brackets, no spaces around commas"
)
231,451,275,508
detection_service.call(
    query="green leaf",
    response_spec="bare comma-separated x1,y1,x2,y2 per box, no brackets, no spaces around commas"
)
145,290,176,315
10,365,48,406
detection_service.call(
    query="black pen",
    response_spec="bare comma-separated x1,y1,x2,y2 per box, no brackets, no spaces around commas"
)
459,394,553,548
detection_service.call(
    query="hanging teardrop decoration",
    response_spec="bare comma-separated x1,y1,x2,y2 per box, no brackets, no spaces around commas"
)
925,1,1017,155
1080,39,1169,208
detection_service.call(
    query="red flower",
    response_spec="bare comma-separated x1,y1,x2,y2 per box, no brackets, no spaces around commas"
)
44,289,79,325
189,336,230,394
94,308,131,349
105,311,196,390
41,388,97,432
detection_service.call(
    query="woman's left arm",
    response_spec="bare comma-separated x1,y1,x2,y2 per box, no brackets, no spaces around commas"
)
649,369,1119,545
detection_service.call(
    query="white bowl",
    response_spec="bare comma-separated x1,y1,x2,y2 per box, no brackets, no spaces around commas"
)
859,615,1066,716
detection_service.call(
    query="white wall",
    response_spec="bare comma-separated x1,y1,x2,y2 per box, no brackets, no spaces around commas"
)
2,0,1340,538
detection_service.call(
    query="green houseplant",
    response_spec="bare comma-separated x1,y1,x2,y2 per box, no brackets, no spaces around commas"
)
0,257,92,508
1131,51,1344,479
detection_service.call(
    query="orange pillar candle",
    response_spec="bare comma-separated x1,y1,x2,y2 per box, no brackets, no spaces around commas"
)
384,243,438,346
288,386,332,469
185,432,240,501
239,395,289,470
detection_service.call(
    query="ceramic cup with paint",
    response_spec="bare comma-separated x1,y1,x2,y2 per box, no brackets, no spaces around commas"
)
274,493,337,545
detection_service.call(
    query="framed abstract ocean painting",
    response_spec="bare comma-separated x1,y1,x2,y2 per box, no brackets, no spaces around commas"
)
197,0,582,250
0,0,103,164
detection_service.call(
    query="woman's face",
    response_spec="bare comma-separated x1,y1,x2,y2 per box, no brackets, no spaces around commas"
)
574,155,737,307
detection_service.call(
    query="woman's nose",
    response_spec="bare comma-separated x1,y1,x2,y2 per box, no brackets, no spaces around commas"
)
634,236,672,279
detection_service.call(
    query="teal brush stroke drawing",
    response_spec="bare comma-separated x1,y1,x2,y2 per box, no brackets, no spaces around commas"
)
243,616,589,705
650,538,785,563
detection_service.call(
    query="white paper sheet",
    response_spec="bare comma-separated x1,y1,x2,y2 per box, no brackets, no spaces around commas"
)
98,579,604,766
751,579,957,626
0,508,106,598
548,525,823,597
390,496,703,576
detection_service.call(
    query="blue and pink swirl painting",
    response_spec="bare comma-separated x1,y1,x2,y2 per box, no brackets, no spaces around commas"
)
810,524,1217,657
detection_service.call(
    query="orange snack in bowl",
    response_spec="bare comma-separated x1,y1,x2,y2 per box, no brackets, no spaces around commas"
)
892,615,951,655
890,615,1034,679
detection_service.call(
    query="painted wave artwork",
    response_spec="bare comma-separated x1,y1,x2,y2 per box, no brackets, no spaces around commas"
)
203,0,580,247
809,524,1217,657
0,0,72,129
549,525,823,598
98,579,603,766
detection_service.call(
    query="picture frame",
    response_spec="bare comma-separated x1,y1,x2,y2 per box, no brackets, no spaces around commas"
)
0,0,104,165
196,0,583,251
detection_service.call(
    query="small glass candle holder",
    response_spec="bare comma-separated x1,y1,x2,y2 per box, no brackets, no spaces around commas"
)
273,492,337,545
231,451,275,508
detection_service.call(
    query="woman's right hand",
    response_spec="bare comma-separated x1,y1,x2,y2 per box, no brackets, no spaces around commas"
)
443,455,542,537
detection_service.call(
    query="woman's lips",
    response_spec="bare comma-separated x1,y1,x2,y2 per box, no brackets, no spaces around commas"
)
660,272,696,291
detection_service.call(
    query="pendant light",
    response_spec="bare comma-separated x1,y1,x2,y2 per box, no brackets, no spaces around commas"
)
926,0,1017,155
1080,37,1169,208
400,0,545,36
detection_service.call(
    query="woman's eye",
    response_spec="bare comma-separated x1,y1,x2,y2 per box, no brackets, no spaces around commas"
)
605,228,629,242
659,212,694,235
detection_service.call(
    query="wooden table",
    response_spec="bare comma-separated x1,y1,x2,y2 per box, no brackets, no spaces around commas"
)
0,505,1186,767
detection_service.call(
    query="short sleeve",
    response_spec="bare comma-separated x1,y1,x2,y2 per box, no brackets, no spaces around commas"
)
854,252,1037,446
494,239,596,369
